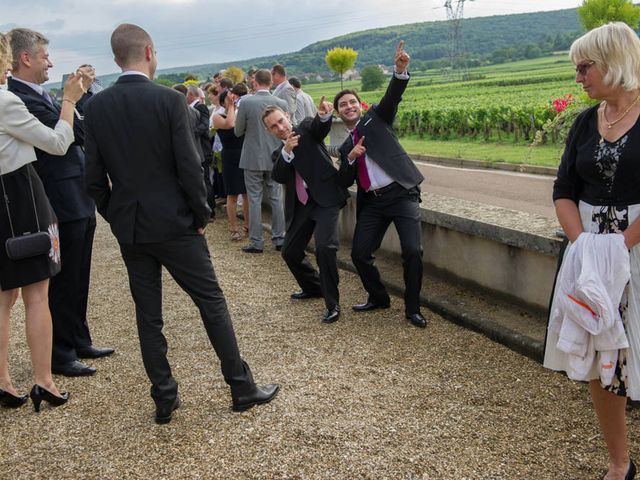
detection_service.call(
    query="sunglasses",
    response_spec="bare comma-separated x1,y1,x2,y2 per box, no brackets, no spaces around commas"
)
575,61,595,76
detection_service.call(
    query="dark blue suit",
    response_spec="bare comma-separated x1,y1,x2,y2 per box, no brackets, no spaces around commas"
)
8,77,97,365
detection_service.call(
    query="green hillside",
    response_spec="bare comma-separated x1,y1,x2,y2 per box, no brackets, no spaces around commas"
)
154,7,582,80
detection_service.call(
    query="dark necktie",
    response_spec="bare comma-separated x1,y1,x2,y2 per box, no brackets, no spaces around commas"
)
352,128,371,191
41,89,54,106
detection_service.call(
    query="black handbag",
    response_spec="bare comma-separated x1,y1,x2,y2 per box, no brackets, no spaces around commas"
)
1,168,52,261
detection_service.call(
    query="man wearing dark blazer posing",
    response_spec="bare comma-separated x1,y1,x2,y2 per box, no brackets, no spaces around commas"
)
8,28,114,376
265,98,349,324
83,24,278,423
335,41,427,328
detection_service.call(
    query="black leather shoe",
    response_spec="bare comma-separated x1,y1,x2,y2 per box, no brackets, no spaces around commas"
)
76,345,115,359
322,306,340,324
275,244,283,252
0,389,28,408
406,312,428,328
290,290,323,300
155,396,180,424
242,245,263,254
352,301,390,312
52,360,96,377
232,384,279,412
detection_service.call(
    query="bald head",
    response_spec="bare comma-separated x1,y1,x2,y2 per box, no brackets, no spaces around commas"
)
111,24,153,69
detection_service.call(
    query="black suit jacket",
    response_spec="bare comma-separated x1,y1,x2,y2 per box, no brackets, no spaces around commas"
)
7,77,95,222
83,74,210,244
192,101,213,165
338,74,424,194
272,115,349,229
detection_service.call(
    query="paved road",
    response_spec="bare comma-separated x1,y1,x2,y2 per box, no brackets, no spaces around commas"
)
415,161,557,218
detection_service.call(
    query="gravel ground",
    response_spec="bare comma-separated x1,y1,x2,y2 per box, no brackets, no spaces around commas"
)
0,216,638,479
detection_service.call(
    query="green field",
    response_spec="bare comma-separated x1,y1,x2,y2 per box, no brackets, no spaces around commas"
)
303,55,581,167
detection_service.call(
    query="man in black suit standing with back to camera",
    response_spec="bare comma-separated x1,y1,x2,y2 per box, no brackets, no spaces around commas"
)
335,40,427,328
265,96,349,324
83,23,278,424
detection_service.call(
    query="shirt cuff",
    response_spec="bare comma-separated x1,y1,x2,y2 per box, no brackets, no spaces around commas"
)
281,147,295,163
393,70,409,80
319,112,332,122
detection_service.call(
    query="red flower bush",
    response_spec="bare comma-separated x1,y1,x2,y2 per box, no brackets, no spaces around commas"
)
552,93,575,114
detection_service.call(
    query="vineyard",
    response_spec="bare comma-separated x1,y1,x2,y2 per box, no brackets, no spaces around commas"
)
304,55,583,145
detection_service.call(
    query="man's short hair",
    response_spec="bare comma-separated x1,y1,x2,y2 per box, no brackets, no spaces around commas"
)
219,77,233,89
271,64,286,77
254,69,271,87
261,105,286,125
247,68,257,77
111,23,152,67
289,76,301,89
333,89,361,111
0,33,11,73
231,83,248,97
8,28,48,69
172,84,188,96
186,84,199,97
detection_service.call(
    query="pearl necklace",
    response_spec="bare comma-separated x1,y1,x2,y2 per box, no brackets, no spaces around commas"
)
602,94,640,129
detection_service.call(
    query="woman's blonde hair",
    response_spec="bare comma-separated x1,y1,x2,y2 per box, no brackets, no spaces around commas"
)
570,21,640,91
0,33,11,73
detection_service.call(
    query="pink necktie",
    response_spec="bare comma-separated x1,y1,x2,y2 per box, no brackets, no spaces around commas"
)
352,129,371,191
295,171,308,205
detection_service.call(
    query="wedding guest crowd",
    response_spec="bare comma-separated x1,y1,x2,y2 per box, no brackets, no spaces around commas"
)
2,20,638,480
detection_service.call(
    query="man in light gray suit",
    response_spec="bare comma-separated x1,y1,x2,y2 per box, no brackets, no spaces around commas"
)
235,69,287,253
271,64,297,124
289,76,317,126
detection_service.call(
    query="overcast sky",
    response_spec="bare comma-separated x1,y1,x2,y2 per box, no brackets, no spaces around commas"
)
0,0,582,82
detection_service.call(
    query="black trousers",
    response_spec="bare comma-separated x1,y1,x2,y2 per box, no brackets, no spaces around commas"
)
119,231,254,406
281,199,341,310
352,184,423,314
51,216,95,365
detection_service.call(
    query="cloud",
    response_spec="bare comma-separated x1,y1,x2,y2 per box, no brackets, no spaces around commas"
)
0,0,582,82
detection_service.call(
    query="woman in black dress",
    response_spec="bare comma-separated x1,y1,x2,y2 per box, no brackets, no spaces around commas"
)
544,23,640,480
0,33,85,411
212,87,249,241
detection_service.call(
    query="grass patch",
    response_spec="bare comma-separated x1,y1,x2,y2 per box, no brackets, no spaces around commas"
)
399,136,563,168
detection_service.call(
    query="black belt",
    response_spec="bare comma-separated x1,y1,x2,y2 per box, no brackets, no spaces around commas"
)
364,182,400,197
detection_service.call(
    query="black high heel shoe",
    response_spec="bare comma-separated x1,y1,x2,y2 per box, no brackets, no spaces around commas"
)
29,385,69,413
0,388,28,408
626,459,636,480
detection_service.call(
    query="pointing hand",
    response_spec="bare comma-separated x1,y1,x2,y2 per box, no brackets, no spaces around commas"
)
284,132,300,154
348,135,366,161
